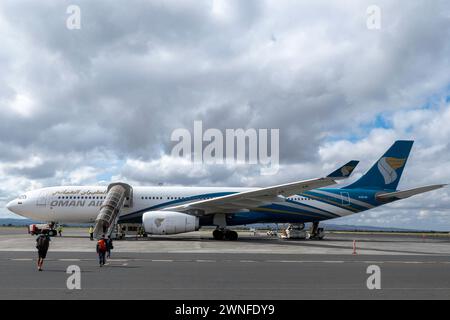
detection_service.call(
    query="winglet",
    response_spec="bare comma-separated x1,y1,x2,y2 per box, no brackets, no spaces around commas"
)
327,160,359,180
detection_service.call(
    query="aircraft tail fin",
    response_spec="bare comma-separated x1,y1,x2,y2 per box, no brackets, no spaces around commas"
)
344,140,414,190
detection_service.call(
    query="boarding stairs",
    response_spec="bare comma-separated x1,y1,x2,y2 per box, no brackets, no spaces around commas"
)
93,182,133,240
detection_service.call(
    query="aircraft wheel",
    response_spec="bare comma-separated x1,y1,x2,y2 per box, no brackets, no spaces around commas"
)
225,230,238,241
213,229,224,240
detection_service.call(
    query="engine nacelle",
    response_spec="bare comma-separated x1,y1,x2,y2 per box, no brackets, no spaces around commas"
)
142,211,199,235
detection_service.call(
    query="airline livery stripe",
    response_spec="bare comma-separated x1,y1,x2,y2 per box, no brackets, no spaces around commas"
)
254,205,332,220
120,189,365,223
301,192,360,213
283,200,341,218
304,199,354,217
310,190,374,209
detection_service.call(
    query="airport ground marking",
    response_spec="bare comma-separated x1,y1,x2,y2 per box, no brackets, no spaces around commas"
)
151,259,174,262
0,258,450,265
59,259,81,262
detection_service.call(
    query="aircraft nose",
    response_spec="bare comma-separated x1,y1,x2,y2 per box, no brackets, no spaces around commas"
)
6,200,17,212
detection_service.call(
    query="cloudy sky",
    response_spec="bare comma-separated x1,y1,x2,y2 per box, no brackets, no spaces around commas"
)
0,0,449,230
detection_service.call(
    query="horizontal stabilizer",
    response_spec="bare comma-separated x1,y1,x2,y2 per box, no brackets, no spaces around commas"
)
327,160,359,180
376,184,447,200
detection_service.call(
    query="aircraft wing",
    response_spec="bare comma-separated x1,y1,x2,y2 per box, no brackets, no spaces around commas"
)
163,161,359,215
376,184,447,200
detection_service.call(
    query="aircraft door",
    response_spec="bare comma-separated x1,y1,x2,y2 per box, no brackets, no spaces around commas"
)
340,192,350,206
36,192,48,207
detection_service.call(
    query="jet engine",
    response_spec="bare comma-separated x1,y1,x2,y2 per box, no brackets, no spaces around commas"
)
142,211,199,235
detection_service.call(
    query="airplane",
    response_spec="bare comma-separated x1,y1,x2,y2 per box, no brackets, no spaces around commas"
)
6,140,446,240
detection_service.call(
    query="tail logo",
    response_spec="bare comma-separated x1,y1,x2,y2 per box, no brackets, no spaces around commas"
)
377,157,406,184
341,165,355,176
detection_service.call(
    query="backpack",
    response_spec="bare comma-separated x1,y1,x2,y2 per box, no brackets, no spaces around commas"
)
36,235,49,250
97,239,107,252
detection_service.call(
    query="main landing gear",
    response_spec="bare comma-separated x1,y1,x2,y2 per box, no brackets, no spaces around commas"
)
213,228,238,241
309,221,325,240
279,222,325,240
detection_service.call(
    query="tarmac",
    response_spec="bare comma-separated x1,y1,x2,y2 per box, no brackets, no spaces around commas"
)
1,227,450,299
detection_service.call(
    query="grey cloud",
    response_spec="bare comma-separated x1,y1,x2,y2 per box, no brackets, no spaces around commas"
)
0,0,449,228
5,161,58,180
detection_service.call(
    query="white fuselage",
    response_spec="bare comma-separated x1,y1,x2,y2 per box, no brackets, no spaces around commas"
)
6,184,368,227
6,186,254,223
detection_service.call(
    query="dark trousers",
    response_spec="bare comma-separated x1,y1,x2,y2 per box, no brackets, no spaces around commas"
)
90,233,94,241
98,251,106,265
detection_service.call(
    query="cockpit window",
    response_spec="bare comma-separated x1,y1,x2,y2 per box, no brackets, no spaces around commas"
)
18,195,27,200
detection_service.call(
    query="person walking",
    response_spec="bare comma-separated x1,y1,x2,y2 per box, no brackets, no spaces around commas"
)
106,236,114,259
96,235,107,267
36,230,51,271
57,225,63,237
89,226,94,241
